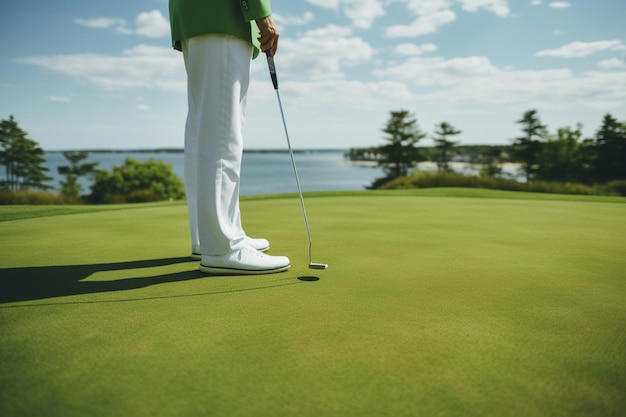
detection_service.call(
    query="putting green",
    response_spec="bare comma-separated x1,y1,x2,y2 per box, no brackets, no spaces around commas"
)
1,190,625,417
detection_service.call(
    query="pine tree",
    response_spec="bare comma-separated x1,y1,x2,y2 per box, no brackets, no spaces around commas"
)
370,110,426,189
58,151,99,198
593,114,626,182
511,110,547,183
432,122,461,172
0,115,51,191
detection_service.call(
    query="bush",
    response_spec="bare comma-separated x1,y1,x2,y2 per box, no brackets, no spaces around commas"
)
525,181,606,196
0,190,82,205
126,189,163,203
88,158,185,204
378,171,614,196
380,172,511,191
606,180,626,196
88,189,164,204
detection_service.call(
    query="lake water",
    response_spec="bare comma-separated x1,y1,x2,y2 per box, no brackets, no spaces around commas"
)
43,150,386,196
43,150,522,195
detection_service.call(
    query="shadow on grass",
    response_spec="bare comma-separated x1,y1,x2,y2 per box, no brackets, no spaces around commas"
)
0,258,314,306
0,257,205,304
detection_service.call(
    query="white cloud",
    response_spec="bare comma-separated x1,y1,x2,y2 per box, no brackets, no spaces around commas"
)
307,0,385,29
374,55,498,86
47,96,73,103
343,0,386,29
247,49,626,149
136,104,150,111
386,9,456,37
531,0,570,7
536,40,626,58
395,0,510,18
271,79,412,108
14,44,185,91
244,77,414,151
277,25,374,80
598,57,626,69
132,10,170,38
457,0,511,17
273,11,315,26
75,17,127,29
402,0,454,16
385,0,457,37
373,54,626,110
13,25,374,92
75,10,169,38
549,2,570,8
306,0,340,9
394,43,438,56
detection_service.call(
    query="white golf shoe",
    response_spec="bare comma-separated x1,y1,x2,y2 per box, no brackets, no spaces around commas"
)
244,236,270,252
199,246,290,275
191,236,270,260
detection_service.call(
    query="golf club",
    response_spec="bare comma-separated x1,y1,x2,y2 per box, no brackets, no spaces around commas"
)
265,52,328,270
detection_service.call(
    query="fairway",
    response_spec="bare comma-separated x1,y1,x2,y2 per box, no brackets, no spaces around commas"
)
1,190,625,417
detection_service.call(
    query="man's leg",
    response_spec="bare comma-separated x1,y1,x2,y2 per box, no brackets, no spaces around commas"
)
184,104,269,258
183,34,248,255
182,34,288,273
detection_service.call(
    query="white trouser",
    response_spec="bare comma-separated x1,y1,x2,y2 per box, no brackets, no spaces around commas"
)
182,35,253,256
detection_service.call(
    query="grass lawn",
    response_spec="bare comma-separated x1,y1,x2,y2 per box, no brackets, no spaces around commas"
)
1,189,625,417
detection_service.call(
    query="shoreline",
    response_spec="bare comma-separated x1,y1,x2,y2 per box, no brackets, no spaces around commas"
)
342,160,522,170
45,148,347,154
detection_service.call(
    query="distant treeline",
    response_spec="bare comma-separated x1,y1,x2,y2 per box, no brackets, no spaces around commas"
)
46,148,345,154
344,145,511,163
349,109,626,193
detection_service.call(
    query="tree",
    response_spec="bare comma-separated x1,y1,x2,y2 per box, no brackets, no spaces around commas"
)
536,124,588,183
432,122,461,172
480,146,506,178
592,114,626,182
511,109,546,182
369,110,426,189
88,158,185,203
0,115,51,191
57,151,98,198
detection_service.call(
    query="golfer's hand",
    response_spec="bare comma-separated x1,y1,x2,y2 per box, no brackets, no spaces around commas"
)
256,16,279,56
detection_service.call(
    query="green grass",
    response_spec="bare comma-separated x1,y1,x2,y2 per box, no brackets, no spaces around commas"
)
2,188,624,223
1,189,625,417
0,200,179,222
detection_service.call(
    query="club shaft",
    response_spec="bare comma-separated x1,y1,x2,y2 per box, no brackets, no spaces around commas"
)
274,89,313,265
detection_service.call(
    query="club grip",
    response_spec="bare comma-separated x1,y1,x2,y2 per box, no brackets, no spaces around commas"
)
266,52,278,90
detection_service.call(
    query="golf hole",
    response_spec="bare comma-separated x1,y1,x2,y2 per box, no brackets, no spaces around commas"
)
298,276,320,282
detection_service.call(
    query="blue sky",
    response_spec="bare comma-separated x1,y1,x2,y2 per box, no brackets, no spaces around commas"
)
1,0,625,150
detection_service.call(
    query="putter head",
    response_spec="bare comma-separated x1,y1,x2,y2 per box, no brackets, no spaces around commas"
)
309,262,328,270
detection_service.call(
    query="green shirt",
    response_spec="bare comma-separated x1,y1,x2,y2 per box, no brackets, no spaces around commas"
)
169,0,272,58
